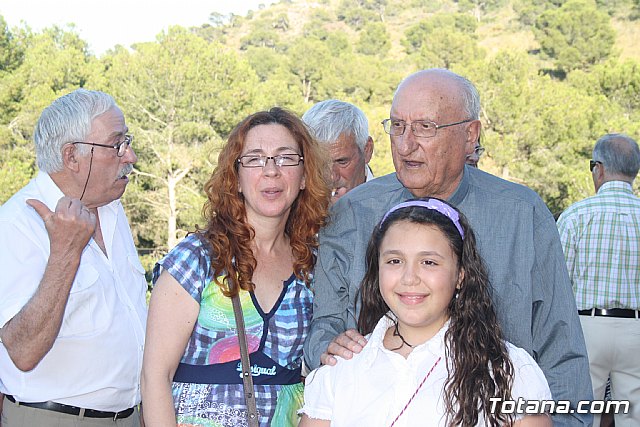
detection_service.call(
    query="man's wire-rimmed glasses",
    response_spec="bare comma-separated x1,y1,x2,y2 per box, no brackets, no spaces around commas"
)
589,159,602,172
237,154,304,168
381,118,473,138
73,134,133,157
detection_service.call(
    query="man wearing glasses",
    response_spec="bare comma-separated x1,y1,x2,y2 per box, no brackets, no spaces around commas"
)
0,89,146,426
557,134,640,426
305,68,592,426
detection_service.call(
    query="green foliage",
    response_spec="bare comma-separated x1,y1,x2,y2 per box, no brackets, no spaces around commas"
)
273,13,291,31
0,145,34,204
634,0,640,17
457,0,508,21
330,55,402,105
95,27,259,249
367,104,395,177
0,16,25,74
516,80,619,210
239,11,293,50
356,22,391,56
513,0,563,26
302,19,329,41
416,30,485,68
0,23,101,207
534,0,616,73
240,28,281,49
327,32,352,54
308,8,333,23
337,0,387,29
245,46,287,81
409,0,447,11
595,0,633,16
192,12,241,43
285,37,333,103
461,50,627,212
301,15,352,55
1,25,99,112
574,59,640,117
403,14,484,68
404,13,478,53
1,0,639,252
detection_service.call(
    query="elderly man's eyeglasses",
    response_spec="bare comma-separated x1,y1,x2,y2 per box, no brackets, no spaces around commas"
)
381,118,473,138
73,134,133,157
237,154,304,168
589,160,602,172
473,146,485,157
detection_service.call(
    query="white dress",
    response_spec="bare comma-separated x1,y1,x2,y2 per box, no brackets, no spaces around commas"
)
301,315,552,427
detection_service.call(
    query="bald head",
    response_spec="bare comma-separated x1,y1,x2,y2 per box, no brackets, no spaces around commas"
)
388,69,482,199
393,69,481,122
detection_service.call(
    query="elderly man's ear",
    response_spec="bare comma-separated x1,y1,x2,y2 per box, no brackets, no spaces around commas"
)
465,120,482,155
62,143,82,173
363,136,374,163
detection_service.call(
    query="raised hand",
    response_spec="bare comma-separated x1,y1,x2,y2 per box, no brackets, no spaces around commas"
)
1,197,99,370
26,196,97,257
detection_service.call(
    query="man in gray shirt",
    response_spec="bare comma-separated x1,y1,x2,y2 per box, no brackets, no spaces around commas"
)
304,69,592,426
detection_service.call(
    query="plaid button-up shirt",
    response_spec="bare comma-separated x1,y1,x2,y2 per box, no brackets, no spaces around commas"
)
558,180,640,310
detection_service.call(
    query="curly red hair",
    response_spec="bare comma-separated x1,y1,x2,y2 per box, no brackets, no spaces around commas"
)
201,107,331,296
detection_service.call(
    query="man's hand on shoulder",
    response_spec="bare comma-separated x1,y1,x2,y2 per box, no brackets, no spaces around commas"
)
320,329,368,366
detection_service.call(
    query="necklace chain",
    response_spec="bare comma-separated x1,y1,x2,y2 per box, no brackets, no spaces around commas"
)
393,321,415,348
389,356,442,427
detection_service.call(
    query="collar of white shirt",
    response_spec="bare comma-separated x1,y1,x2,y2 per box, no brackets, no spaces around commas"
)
33,171,121,217
361,312,448,367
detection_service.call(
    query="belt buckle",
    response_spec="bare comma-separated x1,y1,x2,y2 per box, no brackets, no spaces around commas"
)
113,411,121,421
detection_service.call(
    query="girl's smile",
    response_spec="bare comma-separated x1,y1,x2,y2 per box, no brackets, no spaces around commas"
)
378,220,463,349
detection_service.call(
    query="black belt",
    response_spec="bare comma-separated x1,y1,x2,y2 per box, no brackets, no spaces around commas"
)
578,308,639,319
5,394,135,420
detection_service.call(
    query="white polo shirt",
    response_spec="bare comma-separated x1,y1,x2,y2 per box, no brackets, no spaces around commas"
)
301,315,551,426
0,171,147,412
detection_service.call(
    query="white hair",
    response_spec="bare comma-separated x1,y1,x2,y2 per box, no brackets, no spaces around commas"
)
302,99,369,152
34,89,116,173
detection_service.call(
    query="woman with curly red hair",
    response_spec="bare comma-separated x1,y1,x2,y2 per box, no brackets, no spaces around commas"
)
142,107,330,426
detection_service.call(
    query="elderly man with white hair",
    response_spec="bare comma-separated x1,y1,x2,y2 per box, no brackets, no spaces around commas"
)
0,89,146,427
303,99,374,203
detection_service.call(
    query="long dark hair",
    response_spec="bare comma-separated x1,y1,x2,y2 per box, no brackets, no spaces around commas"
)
357,198,514,427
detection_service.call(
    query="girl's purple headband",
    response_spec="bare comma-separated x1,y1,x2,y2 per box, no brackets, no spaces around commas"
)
381,199,465,240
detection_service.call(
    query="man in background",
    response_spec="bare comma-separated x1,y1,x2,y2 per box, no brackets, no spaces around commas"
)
0,89,147,426
303,99,374,203
558,133,640,426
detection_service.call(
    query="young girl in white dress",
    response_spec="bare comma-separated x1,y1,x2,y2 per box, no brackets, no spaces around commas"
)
300,198,553,427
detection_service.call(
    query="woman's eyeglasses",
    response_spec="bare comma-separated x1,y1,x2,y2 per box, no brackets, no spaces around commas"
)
237,154,304,168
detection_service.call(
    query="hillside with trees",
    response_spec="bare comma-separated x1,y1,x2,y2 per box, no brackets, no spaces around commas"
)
1,0,639,272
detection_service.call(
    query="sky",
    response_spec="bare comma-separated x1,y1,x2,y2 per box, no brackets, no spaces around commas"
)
1,0,277,55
